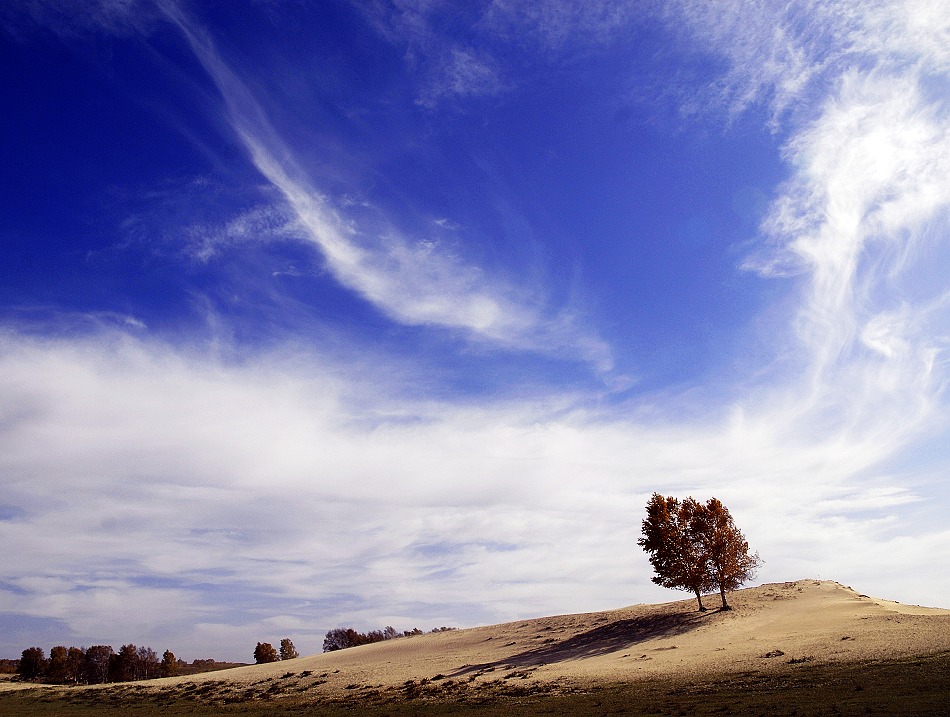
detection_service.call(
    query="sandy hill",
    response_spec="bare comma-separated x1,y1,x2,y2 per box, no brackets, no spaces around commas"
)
137,580,949,698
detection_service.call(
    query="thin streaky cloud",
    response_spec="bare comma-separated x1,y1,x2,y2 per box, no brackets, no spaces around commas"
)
670,0,950,123
157,0,611,370
183,204,299,263
1,0,159,38
358,0,642,108
483,0,641,49
678,1,950,440
415,47,505,108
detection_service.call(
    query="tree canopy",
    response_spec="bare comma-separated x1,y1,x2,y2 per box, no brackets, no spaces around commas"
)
11,642,238,684
160,650,179,678
17,647,46,681
279,638,299,660
322,625,451,652
690,497,763,610
639,493,761,610
253,642,279,664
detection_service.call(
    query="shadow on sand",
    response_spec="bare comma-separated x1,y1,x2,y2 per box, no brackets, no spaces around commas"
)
450,609,717,677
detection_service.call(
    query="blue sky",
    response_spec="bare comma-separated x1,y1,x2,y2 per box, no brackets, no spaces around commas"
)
2,0,949,661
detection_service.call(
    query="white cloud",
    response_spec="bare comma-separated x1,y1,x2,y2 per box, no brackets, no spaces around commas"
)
183,204,299,263
5,0,950,661
675,0,950,450
352,2,508,107
155,1,611,370
2,327,948,659
775,56,945,417
416,47,505,108
484,0,640,49
660,0,950,603
667,0,946,136
1,0,159,38
8,0,612,370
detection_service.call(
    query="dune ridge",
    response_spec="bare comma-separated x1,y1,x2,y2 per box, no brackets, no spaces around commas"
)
4,578,948,710
136,579,950,696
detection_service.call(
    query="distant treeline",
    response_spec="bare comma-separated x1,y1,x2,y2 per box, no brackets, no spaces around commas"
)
323,625,456,652
11,645,246,684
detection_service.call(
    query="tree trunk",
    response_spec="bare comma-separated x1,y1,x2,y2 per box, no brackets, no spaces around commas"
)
719,585,730,610
694,589,707,612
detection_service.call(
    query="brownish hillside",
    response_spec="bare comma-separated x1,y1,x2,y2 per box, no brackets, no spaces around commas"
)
3,580,949,715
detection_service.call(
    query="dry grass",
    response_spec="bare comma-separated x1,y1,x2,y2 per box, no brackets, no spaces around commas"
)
3,653,949,716
3,580,948,716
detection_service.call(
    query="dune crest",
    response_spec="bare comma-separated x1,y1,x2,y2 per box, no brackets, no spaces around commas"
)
141,580,949,696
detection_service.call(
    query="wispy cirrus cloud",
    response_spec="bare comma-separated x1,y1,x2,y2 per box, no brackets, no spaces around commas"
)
182,204,300,263
0,0,158,38
415,47,505,108
156,0,611,369
357,0,641,107
4,0,611,370
354,2,508,106
483,0,640,49
669,0,950,440
670,0,949,128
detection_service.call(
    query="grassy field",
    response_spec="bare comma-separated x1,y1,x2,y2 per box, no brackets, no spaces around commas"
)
2,651,948,716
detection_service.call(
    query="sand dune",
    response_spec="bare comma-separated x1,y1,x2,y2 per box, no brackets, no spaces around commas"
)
138,580,950,697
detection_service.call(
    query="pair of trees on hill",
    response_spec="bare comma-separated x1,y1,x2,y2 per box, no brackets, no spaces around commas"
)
639,494,761,611
253,638,298,664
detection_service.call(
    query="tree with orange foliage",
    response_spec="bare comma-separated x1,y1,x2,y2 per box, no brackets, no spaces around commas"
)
639,493,761,611
690,497,762,610
253,642,279,664
638,493,714,611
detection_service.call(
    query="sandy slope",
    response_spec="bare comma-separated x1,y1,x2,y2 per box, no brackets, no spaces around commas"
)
132,580,949,696
4,580,946,699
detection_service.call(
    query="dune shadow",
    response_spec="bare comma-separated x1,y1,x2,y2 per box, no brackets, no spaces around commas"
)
450,609,715,677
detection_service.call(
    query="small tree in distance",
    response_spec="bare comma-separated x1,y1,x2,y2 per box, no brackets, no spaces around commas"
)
83,645,113,684
639,493,761,611
65,647,84,683
322,625,434,652
111,643,138,682
279,638,299,660
253,642,279,664
46,646,68,684
160,650,179,678
17,647,46,681
137,646,160,680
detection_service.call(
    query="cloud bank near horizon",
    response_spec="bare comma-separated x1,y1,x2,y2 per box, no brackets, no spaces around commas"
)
2,0,950,661
1,318,946,659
